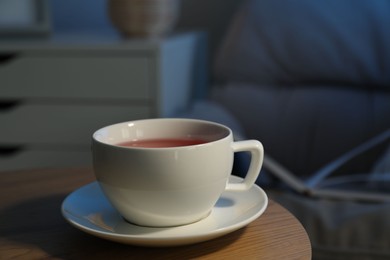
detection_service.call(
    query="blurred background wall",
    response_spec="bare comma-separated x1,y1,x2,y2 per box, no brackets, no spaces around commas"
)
50,0,242,67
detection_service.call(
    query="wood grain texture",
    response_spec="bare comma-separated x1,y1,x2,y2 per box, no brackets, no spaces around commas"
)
0,167,311,259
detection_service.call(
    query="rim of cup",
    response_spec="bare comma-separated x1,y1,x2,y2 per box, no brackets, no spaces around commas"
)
92,118,233,150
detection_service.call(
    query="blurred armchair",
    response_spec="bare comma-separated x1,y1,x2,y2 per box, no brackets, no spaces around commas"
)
212,0,390,178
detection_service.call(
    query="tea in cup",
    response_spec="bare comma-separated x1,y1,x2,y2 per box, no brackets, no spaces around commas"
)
92,118,264,227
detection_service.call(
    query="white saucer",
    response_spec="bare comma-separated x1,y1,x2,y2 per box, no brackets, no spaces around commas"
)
61,176,268,247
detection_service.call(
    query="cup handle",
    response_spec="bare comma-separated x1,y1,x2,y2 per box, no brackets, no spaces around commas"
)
226,140,264,191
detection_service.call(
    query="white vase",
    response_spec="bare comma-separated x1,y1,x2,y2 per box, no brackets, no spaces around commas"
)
108,0,180,38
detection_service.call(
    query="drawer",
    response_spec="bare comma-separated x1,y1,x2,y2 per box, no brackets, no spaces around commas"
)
0,148,92,172
0,102,152,145
0,54,151,99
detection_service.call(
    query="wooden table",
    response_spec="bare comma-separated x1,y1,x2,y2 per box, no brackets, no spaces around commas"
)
0,167,311,259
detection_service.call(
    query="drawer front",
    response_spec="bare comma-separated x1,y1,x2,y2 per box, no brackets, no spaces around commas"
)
0,103,152,145
0,55,151,99
0,149,92,172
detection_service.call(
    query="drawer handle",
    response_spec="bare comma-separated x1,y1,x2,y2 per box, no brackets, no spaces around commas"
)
0,53,18,64
0,146,23,157
0,100,20,111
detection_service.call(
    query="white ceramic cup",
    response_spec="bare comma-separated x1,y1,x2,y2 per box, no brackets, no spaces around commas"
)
92,118,264,227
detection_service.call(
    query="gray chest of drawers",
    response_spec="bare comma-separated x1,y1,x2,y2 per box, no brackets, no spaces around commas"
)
0,32,207,171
